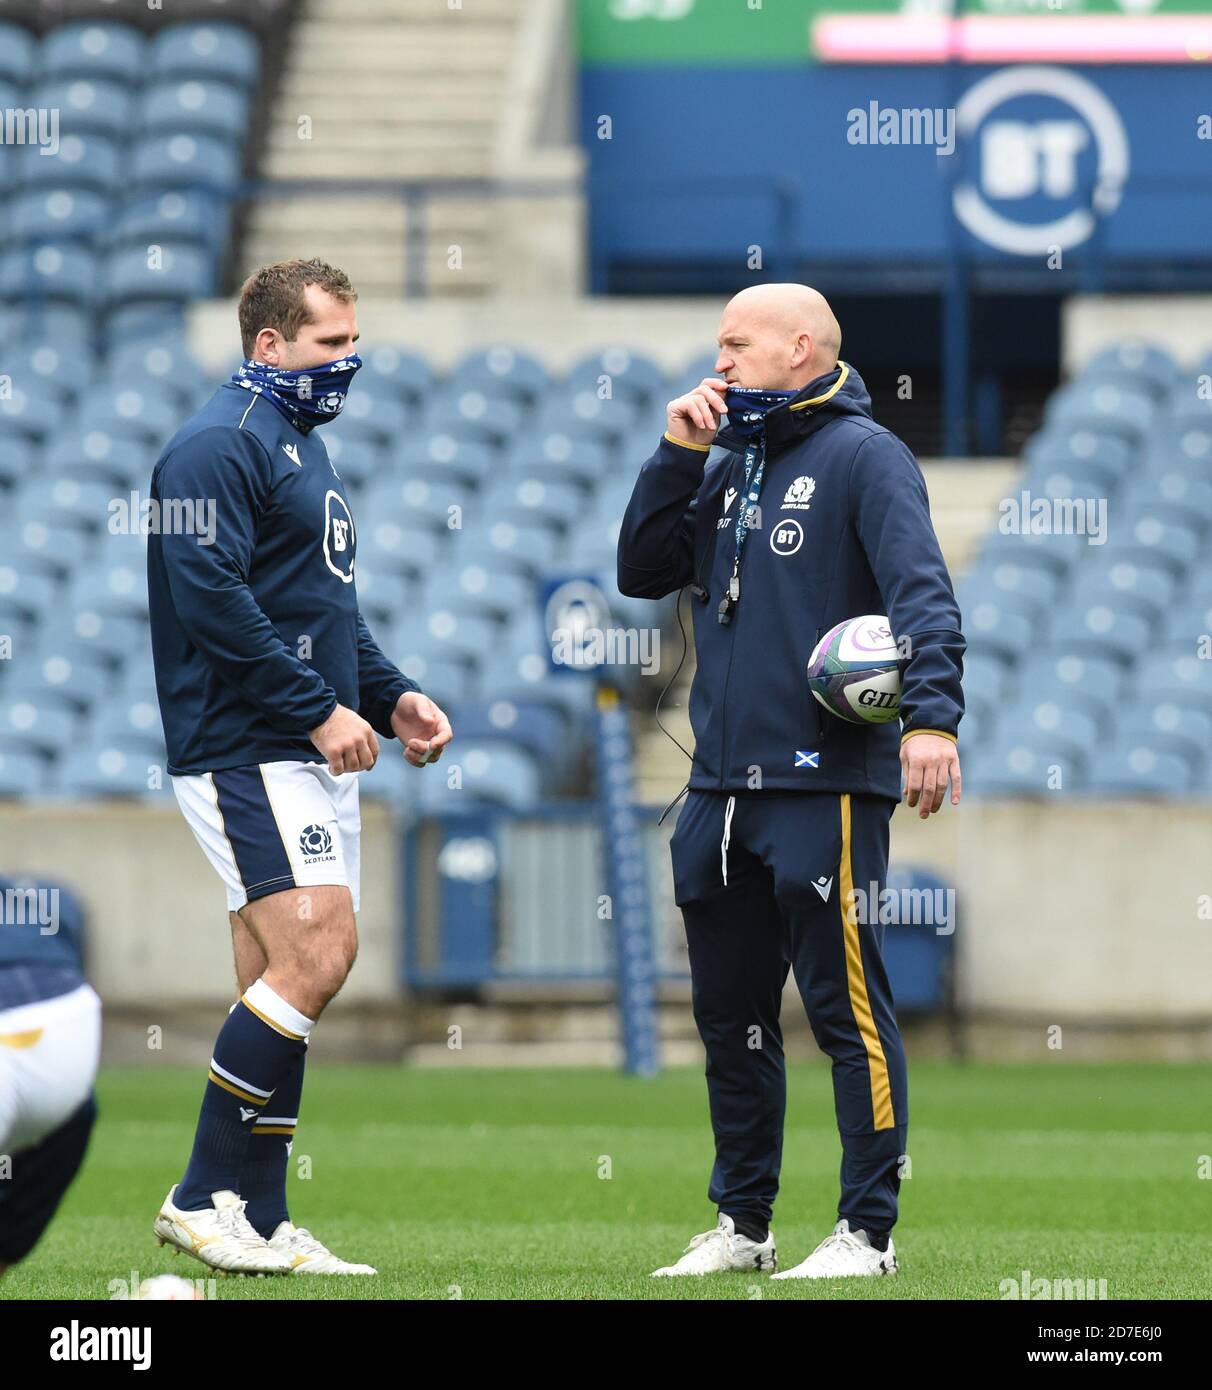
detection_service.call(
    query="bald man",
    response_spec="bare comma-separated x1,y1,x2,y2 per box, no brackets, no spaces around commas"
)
618,284,964,1280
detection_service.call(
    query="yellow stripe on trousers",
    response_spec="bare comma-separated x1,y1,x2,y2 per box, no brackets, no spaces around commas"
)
839,793,895,1131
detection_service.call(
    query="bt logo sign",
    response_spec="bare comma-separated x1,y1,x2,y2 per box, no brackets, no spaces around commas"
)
954,66,1129,256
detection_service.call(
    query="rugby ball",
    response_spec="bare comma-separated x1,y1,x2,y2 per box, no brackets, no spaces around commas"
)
807,615,902,725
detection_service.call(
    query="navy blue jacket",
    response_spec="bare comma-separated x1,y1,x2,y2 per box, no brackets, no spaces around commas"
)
617,362,964,798
147,384,418,775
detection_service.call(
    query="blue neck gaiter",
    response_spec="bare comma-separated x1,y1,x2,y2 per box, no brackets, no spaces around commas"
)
723,385,797,440
233,353,363,432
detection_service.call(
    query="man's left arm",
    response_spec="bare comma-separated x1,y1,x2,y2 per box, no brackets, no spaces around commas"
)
850,432,965,818
356,611,453,767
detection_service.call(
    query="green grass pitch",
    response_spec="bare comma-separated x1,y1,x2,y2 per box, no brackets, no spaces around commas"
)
3,1062,1207,1300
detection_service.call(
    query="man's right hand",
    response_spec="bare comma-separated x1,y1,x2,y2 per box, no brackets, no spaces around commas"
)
666,377,729,448
309,704,380,774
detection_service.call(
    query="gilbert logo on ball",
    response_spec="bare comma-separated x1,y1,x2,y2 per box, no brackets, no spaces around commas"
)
807,615,902,725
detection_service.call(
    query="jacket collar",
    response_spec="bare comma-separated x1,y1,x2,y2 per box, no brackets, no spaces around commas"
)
715,361,851,455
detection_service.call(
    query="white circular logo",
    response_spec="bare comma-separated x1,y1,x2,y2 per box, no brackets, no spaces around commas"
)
769,518,803,556
953,66,1129,256
323,490,356,582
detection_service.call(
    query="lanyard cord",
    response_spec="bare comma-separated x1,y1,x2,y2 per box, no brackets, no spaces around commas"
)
719,434,766,624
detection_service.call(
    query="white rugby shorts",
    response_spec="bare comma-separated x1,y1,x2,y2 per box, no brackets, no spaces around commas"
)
171,760,361,913
0,981,102,1154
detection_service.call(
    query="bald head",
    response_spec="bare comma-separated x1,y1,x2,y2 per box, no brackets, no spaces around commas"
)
714,283,842,391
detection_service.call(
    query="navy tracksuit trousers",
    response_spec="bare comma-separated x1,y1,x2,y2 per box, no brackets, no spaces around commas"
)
670,788,908,1237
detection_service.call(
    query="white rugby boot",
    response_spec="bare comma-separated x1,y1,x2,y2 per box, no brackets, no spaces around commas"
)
651,1213,777,1277
771,1218,897,1279
267,1220,377,1275
153,1186,294,1275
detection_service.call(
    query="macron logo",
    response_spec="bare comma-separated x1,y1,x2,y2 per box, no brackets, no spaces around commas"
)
811,875,833,902
282,443,302,467
239,1106,258,1122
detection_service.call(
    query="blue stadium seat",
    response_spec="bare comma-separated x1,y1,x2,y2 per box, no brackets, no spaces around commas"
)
41,22,147,83
506,434,608,491
1162,599,1212,649
427,393,523,449
101,245,213,308
15,475,115,534
109,332,208,386
362,475,474,534
1012,651,1123,728
57,745,165,799
1045,604,1150,665
0,520,93,581
0,378,71,444
139,78,251,141
0,566,58,625
31,78,134,139
149,22,261,89
350,565,412,630
960,559,1058,612
962,600,1037,665
67,552,148,619
0,702,72,765
0,22,36,84
1114,700,1212,767
1045,379,1156,444
40,607,147,665
0,438,29,489
130,133,240,193
2,661,100,726
106,190,224,256
1078,742,1192,798
10,188,109,245
44,429,152,490
1023,425,1135,476
454,346,550,403
996,701,1103,761
19,339,93,407
10,304,94,345
327,391,411,449
1020,449,1124,500
449,516,564,578
422,564,535,625
397,438,497,490
1145,422,1212,480
356,516,444,582
87,697,168,759
448,698,573,772
411,740,542,813
1080,341,1179,397
479,474,583,534
323,437,382,493
1123,469,1212,530
0,243,99,307
536,397,636,449
389,652,472,710
19,134,121,193
957,571,1048,624
1168,387,1212,428
965,736,1086,797
0,749,49,799
1133,647,1212,715
359,346,435,403
75,382,180,445
566,347,667,408
1098,514,1201,576
973,525,1086,581
392,610,499,669
101,303,187,350
1066,559,1176,623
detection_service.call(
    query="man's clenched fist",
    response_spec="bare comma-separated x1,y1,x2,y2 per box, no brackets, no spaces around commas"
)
309,704,379,775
